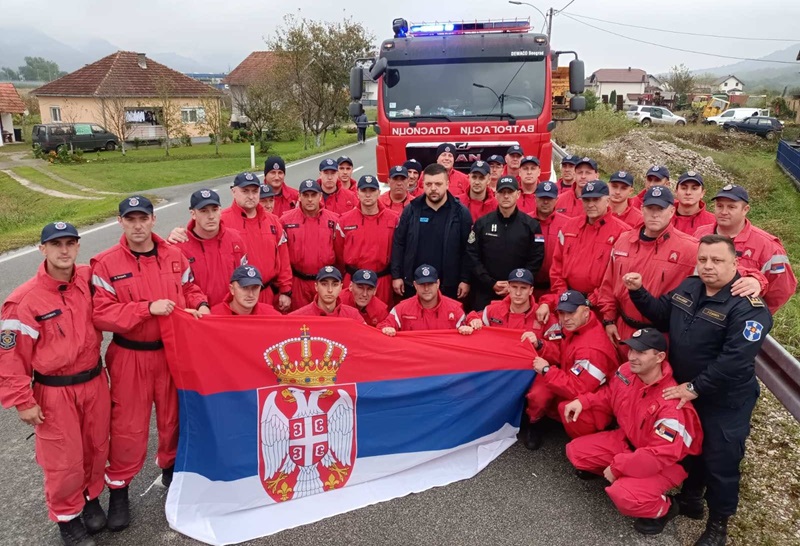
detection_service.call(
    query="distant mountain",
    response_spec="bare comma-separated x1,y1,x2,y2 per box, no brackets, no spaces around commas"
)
691,43,800,91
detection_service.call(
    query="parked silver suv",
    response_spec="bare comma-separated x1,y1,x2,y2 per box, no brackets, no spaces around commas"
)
626,105,686,127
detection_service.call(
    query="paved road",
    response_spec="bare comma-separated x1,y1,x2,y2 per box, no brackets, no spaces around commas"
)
0,139,682,546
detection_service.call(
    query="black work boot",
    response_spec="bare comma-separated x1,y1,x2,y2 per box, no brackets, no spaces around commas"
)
634,498,679,535
161,464,175,487
574,469,601,481
81,497,106,534
522,420,544,451
676,489,705,520
106,486,130,532
57,517,96,546
694,516,728,546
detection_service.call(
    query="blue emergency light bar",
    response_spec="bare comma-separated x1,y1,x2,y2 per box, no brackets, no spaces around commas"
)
407,19,531,36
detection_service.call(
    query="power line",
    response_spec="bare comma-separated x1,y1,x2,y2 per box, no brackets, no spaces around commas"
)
566,12,798,42
560,13,799,65
556,0,576,13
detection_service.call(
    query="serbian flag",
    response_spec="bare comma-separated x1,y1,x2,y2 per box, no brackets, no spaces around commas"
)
160,311,535,545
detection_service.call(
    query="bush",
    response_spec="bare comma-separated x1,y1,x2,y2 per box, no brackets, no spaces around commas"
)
258,137,272,155
552,108,637,146
180,134,192,147
132,137,142,150
32,143,44,159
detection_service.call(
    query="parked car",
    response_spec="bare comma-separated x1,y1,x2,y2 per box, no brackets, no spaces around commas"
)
32,123,119,153
722,116,783,139
626,105,686,127
705,107,768,126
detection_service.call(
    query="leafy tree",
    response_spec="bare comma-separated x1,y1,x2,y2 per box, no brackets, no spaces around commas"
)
230,72,291,144
154,76,182,157
583,89,599,111
0,67,20,80
198,92,230,156
664,64,695,96
609,90,617,110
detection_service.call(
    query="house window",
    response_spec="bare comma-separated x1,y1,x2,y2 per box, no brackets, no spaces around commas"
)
181,108,205,124
723,82,727,88
50,106,62,122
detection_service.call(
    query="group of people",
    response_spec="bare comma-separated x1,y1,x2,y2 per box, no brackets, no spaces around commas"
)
0,141,796,546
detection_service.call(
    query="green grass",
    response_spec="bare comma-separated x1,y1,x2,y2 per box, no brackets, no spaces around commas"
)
0,172,119,253
10,166,87,195
552,107,638,147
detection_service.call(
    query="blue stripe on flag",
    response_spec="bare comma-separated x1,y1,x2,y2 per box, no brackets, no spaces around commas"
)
175,370,532,482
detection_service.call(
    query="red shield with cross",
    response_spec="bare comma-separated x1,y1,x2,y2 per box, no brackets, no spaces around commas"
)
288,414,329,467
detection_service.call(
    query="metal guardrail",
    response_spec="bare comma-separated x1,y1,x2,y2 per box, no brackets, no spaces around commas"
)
777,139,800,192
549,139,800,421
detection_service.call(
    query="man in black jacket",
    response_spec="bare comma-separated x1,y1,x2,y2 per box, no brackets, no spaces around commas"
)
624,234,773,546
466,176,544,310
391,163,473,301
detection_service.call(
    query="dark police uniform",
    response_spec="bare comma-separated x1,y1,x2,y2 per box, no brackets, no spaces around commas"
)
628,273,772,520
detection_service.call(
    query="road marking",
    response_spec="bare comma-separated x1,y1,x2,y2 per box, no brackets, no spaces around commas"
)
285,138,375,169
140,475,166,496
353,166,364,173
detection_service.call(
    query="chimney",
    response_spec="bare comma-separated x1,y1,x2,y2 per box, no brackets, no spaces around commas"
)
628,66,631,71
137,53,147,69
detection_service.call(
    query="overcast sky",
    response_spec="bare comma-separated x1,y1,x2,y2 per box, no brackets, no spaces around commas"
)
3,0,799,73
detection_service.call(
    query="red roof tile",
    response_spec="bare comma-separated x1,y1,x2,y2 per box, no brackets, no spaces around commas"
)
224,52,277,86
32,51,220,98
590,68,647,84
0,83,25,113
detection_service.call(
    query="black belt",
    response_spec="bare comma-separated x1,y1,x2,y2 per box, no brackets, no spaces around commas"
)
291,268,318,281
619,309,652,330
112,334,164,351
345,265,391,277
33,360,103,387
262,276,277,292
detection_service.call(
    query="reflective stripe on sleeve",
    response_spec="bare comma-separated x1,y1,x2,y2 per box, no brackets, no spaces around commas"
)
389,308,401,329
761,254,790,274
654,417,694,448
456,313,465,328
573,359,606,384
91,274,116,296
482,308,490,326
0,319,39,339
181,267,192,284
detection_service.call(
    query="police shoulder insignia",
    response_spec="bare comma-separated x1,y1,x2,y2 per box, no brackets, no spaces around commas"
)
0,330,16,350
467,231,476,244
746,295,765,308
743,320,764,342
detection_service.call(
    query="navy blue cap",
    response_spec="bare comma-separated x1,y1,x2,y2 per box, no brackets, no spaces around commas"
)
575,157,598,171
414,264,439,284
40,221,80,244
561,154,580,165
622,327,668,352
351,269,377,288
336,156,353,166
506,144,524,156
507,268,534,286
231,265,263,287
264,156,285,173
712,184,749,203
389,165,409,178
259,184,276,199
556,290,589,312
119,195,154,216
436,143,456,157
470,160,490,175
580,180,609,198
403,159,422,172
298,179,322,193
496,176,519,192
678,171,704,186
486,154,506,165
535,181,559,198
316,265,343,282
319,158,338,171
646,165,670,180
190,189,221,209
609,170,634,187
520,155,540,167
642,185,675,208
357,174,380,190
233,172,261,188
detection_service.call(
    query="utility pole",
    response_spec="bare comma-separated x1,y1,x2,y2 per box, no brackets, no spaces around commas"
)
547,8,554,41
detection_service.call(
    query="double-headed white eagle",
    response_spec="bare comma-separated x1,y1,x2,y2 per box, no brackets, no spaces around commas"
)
260,387,354,498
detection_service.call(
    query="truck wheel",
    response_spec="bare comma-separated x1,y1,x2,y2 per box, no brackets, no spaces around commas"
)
641,118,652,127
105,141,117,151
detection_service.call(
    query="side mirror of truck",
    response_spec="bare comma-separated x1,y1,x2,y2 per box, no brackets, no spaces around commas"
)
569,95,586,113
349,102,363,118
370,58,388,80
350,67,363,101
569,60,585,95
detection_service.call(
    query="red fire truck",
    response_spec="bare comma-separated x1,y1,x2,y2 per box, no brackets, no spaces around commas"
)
350,18,586,182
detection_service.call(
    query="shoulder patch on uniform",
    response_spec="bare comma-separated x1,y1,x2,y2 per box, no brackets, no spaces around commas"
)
746,295,765,308
671,293,693,307
0,330,16,350
34,309,62,322
467,230,476,244
614,370,631,386
654,421,677,443
743,320,764,342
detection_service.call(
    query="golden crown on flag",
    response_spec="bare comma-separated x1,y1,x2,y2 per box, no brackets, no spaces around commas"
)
263,325,347,386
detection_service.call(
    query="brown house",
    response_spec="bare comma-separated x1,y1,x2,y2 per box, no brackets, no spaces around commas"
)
224,51,276,127
0,83,26,145
32,51,222,140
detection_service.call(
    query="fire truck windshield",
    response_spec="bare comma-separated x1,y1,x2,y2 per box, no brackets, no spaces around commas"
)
383,59,546,121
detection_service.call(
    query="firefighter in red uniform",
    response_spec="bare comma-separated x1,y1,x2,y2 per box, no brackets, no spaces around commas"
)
281,179,345,310
632,166,670,209
564,328,703,536
596,185,699,356
1,222,110,546
435,143,470,195
404,159,423,196
539,180,631,315
523,290,620,450
379,265,472,334
216,172,292,310
337,156,356,191
557,154,579,194
456,161,497,222
556,157,598,217
486,154,505,190
517,155,540,216
290,266,365,322
91,196,208,532
672,171,715,234
503,144,524,182
608,170,643,227
260,183,277,214
173,189,247,307
319,158,357,215
694,184,796,313
379,165,414,212
340,174,400,306
533,181,570,298
211,265,281,316
340,269,390,327
264,156,299,218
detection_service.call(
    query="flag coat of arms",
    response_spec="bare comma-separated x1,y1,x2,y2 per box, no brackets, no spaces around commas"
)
160,313,536,545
